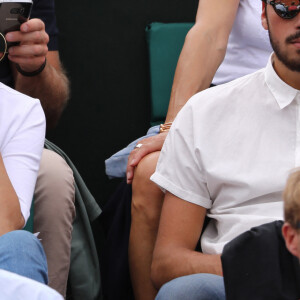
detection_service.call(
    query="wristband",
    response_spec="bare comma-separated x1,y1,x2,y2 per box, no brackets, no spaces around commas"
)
16,58,47,77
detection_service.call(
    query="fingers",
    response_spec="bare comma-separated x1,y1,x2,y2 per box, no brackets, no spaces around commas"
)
7,54,46,70
6,30,49,45
126,132,168,184
126,145,147,184
8,43,48,57
5,19,49,72
20,18,46,34
6,19,48,43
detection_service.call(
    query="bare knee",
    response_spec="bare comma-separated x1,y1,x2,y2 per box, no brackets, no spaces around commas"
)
131,152,163,224
133,151,160,189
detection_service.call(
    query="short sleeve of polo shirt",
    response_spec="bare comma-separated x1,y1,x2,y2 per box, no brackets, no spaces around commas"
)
31,0,59,50
151,97,212,209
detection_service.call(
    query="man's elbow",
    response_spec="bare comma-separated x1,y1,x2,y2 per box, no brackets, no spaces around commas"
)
151,257,164,290
151,252,173,290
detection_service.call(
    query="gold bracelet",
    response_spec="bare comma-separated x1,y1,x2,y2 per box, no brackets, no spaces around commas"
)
159,122,172,133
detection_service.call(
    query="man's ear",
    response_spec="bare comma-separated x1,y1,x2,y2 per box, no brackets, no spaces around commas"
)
262,2,269,30
282,223,299,258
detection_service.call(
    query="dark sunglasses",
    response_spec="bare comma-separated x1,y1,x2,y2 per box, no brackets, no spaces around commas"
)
263,0,300,19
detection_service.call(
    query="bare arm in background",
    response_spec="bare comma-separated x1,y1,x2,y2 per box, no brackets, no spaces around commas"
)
126,0,240,183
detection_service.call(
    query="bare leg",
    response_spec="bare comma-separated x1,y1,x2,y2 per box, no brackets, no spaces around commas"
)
129,151,164,300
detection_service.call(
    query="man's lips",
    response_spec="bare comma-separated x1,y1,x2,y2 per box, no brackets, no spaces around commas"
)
290,38,300,43
288,38,300,48
286,32,300,44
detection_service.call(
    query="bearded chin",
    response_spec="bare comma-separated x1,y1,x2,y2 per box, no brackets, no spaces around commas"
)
269,31,300,72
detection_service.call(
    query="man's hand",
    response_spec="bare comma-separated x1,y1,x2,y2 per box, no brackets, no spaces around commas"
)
126,131,168,184
6,18,49,72
7,18,70,129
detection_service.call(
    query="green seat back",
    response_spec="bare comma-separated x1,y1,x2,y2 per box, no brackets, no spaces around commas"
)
145,22,193,125
23,200,34,232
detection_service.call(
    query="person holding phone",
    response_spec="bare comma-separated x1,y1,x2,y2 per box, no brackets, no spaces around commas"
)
0,0,75,297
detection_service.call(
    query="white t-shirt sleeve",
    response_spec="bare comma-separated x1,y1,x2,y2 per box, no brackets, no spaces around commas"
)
151,98,212,209
2,99,45,223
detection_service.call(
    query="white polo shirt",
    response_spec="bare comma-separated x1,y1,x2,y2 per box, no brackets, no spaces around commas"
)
151,54,297,254
0,83,45,222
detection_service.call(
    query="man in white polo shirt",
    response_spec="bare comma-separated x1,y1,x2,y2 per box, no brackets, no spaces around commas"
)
150,0,300,299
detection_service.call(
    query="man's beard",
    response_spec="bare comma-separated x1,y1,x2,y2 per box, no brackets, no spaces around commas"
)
268,19,300,72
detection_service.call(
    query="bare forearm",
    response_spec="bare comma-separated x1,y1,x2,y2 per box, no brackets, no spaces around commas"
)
151,246,222,289
165,23,227,123
14,63,69,129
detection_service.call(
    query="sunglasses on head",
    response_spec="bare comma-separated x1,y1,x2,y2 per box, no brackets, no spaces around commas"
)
263,0,300,19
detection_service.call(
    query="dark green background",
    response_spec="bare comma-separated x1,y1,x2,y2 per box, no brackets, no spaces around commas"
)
48,0,198,208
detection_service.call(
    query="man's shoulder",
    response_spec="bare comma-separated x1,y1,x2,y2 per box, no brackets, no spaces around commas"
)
0,83,39,104
0,84,45,144
0,83,42,116
188,68,266,109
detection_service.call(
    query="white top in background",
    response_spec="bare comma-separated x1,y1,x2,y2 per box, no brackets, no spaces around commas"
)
213,0,272,85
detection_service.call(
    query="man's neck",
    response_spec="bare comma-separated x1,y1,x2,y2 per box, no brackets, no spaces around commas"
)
273,55,300,90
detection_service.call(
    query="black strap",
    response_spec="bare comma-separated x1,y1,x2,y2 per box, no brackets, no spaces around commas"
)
16,58,47,77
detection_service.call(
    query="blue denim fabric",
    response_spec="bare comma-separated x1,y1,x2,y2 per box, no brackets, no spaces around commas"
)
156,273,225,300
105,125,160,178
0,230,48,284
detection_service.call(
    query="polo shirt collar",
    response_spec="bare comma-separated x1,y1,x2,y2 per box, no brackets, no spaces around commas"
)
265,53,300,109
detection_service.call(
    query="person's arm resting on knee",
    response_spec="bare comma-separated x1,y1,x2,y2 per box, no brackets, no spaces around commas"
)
151,192,222,289
150,94,223,288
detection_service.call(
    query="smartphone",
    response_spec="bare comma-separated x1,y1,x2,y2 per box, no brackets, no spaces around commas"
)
0,0,33,50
